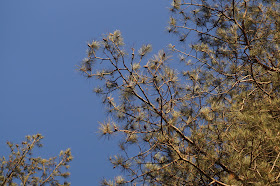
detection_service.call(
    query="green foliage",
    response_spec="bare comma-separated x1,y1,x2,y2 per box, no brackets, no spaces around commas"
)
0,134,72,186
80,0,279,185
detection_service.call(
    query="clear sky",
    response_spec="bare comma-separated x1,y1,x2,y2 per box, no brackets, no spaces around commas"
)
0,0,173,184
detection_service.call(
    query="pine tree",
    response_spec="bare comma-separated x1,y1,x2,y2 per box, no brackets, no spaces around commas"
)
0,134,72,186
80,0,279,185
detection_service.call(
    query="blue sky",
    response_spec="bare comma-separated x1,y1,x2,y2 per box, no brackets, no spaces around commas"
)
1,0,173,184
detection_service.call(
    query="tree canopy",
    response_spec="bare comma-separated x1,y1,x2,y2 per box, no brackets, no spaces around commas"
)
0,134,72,186
80,0,280,185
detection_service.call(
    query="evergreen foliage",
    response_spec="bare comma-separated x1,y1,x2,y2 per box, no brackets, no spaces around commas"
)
80,0,279,185
0,134,72,186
